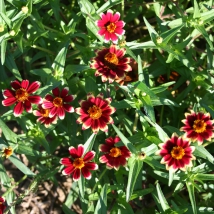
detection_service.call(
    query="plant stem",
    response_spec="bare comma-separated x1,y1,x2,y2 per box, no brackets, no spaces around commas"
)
160,105,164,127
91,168,107,193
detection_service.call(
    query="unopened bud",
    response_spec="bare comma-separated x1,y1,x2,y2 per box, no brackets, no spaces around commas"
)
0,24,4,32
22,6,29,14
9,30,16,36
156,36,163,44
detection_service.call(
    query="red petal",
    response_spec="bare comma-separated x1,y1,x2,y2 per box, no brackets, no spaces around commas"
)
44,94,54,101
83,151,95,162
61,87,69,98
24,100,32,113
111,12,120,22
52,87,60,97
63,165,75,175
63,104,74,113
77,145,84,157
58,107,65,120
42,101,54,109
3,89,15,98
60,157,72,166
28,95,42,104
21,80,29,89
11,80,21,90
110,33,118,43
63,95,74,102
49,106,58,118
27,81,41,94
85,162,98,170
14,102,24,117
81,167,91,180
2,97,17,106
73,169,81,181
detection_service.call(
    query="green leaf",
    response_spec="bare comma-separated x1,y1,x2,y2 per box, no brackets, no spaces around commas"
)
127,41,156,50
151,81,175,94
168,168,174,186
78,174,85,200
112,124,136,154
94,184,107,214
97,0,122,14
0,12,12,28
85,76,97,93
9,154,35,176
141,94,156,122
156,183,170,211
143,17,158,43
137,55,144,82
0,158,11,185
83,133,96,155
129,188,154,200
62,204,77,214
126,158,143,202
195,173,214,181
194,144,214,164
1,39,6,64
64,64,90,79
186,182,197,214
78,0,96,17
193,0,200,19
0,118,17,143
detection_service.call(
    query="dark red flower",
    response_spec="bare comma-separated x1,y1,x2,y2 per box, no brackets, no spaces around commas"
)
90,45,132,83
42,87,75,120
33,104,58,127
96,10,125,43
99,136,131,170
60,145,98,181
180,110,214,145
157,134,195,171
2,80,42,116
75,93,116,133
0,196,6,214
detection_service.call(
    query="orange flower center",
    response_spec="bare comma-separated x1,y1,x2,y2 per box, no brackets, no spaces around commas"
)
87,105,102,120
171,146,185,160
73,158,85,169
193,119,207,133
53,97,63,107
40,108,50,117
15,88,29,102
109,147,122,157
2,147,13,158
106,22,117,33
104,53,119,67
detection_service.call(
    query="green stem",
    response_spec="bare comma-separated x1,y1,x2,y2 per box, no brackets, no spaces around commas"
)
121,0,124,20
159,105,164,127
43,25,65,36
91,168,107,193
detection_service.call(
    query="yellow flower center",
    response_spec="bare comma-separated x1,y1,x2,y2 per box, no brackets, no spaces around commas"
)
73,158,85,169
171,146,185,160
109,147,122,157
87,105,102,120
106,22,117,33
53,97,63,107
40,108,50,117
15,88,29,102
193,119,207,133
104,53,119,66
2,147,13,158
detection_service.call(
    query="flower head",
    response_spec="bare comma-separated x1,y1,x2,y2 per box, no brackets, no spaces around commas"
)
99,136,131,170
60,144,98,181
75,93,116,133
96,10,125,43
33,104,58,127
180,110,214,145
0,196,6,214
90,45,132,83
42,87,75,120
2,80,42,117
2,146,13,158
157,134,195,171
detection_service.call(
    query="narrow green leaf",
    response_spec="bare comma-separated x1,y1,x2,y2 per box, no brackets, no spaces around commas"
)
137,55,144,82
9,154,35,176
85,76,97,93
126,159,143,202
193,0,201,19
151,81,175,94
195,173,214,181
128,41,156,50
194,144,214,164
78,174,85,200
0,158,11,185
141,94,156,122
143,17,158,43
94,184,107,214
97,0,122,14
62,204,77,214
186,182,197,214
1,39,7,64
156,183,170,211
129,188,153,200
0,12,11,28
78,0,96,17
83,133,96,155
0,118,17,143
64,64,90,79
112,124,137,154
168,168,174,186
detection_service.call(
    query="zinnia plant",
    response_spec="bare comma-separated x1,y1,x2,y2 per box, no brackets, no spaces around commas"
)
96,9,125,43
75,93,116,133
2,80,42,117
180,111,214,144
42,87,75,120
157,134,195,171
60,144,98,181
2,146,13,158
90,45,132,83
99,136,131,170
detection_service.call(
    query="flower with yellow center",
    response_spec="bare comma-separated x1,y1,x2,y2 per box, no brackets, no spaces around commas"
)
73,158,85,169
104,52,119,69
2,146,13,158
106,22,117,33
109,147,122,157
53,97,63,107
171,146,185,160
193,119,207,133
87,105,102,120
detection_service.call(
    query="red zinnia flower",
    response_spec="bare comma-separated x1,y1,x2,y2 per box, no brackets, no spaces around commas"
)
33,104,58,128
2,146,13,158
157,134,195,171
99,136,131,170
180,110,214,145
60,144,98,181
96,10,125,43
0,196,6,214
42,87,75,120
75,93,116,133
2,80,42,117
90,45,132,83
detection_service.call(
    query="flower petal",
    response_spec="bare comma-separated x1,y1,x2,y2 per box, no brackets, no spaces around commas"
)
27,81,41,94
2,97,17,106
14,102,24,117
21,80,29,89
83,151,95,162
28,95,42,104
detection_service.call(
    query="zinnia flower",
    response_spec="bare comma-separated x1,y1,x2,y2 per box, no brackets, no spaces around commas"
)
0,196,6,214
2,146,13,158
75,93,116,133
157,134,195,171
2,80,42,117
42,87,75,120
99,136,131,170
180,110,214,145
33,104,58,128
96,10,125,43
60,144,98,181
90,45,132,83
